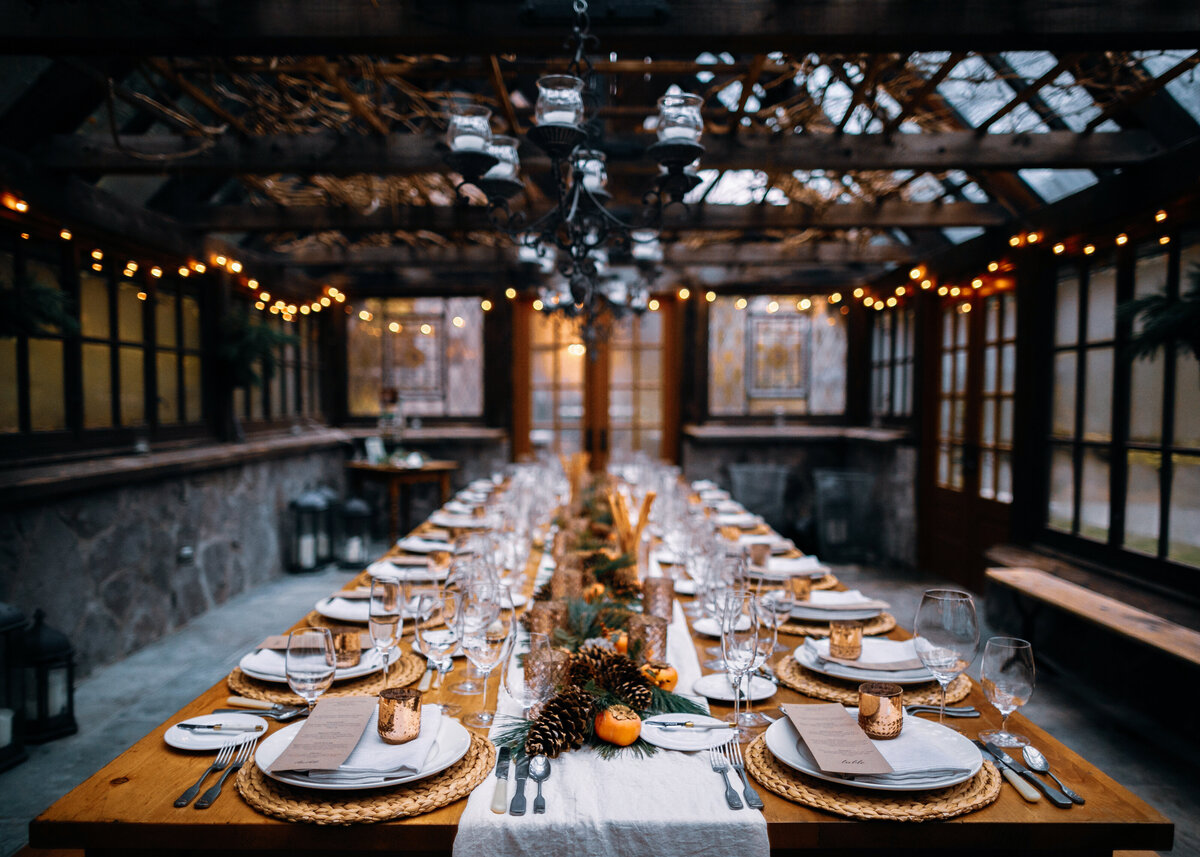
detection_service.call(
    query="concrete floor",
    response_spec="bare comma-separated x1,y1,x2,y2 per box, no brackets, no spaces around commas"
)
0,561,1196,857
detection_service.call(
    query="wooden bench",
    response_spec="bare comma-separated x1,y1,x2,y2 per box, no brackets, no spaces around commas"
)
986,567,1200,670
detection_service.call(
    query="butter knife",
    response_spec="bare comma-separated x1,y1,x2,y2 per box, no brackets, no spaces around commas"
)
509,754,531,816
974,740,1040,802
985,741,1073,808
490,747,511,814
645,721,736,729
177,723,264,733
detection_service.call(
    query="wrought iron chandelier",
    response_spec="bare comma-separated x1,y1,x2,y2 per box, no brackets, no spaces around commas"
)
443,0,704,344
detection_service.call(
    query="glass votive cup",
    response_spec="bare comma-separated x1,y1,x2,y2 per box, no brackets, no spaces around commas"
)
332,626,362,669
446,104,492,151
789,575,812,602
526,647,570,696
528,600,569,637
378,688,422,745
829,619,864,660
536,74,585,126
483,135,520,180
574,149,608,193
642,577,675,621
858,682,904,740
627,614,669,664
656,92,703,142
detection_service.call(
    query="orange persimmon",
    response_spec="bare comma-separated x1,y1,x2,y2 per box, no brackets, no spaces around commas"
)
594,704,642,746
639,661,678,692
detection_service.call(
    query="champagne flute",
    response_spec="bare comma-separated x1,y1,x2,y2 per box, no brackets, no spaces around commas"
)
720,589,759,742
462,613,514,728
369,577,402,691
285,628,335,712
979,636,1035,747
912,589,980,726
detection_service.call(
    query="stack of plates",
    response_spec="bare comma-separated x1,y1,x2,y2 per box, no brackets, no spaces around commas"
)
793,637,934,685
238,646,388,684
789,590,886,622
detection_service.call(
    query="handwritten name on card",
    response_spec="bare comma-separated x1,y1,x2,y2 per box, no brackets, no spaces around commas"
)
781,703,893,775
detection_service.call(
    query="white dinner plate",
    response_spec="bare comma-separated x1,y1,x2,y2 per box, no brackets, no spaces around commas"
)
762,710,982,791
672,579,697,596
254,717,472,791
690,616,752,638
164,713,269,751
367,560,450,582
793,641,934,686
314,596,369,624
789,605,881,622
691,673,777,702
238,646,387,684
640,714,737,751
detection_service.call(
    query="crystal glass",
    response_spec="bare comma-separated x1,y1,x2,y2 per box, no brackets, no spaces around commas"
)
978,636,1035,747
446,104,492,151
535,74,585,126
754,587,795,653
462,613,514,729
656,93,704,142
482,134,519,178
285,628,335,712
573,149,608,193
369,577,402,691
502,633,553,717
720,589,759,742
452,584,501,695
912,589,980,726
416,590,463,714
735,595,778,729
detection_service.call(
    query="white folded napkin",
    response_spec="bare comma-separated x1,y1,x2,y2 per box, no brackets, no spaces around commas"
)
366,560,440,581
652,548,684,565
459,490,489,503
468,479,495,492
691,479,718,491
736,533,794,553
442,500,478,515
699,488,730,502
428,511,495,529
795,589,890,612
766,555,823,575
397,536,452,553
715,512,761,527
241,647,380,679
801,637,925,672
306,706,445,783
713,500,746,514
835,719,973,784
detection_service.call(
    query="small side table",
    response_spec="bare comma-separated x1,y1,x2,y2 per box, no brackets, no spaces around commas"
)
345,460,459,543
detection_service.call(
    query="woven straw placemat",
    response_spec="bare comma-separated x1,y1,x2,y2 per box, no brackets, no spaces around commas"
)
744,736,1001,821
774,656,972,705
237,732,496,825
303,611,443,632
778,611,895,638
227,651,426,705
811,573,838,591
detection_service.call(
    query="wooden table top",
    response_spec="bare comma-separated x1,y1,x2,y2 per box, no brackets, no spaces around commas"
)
345,460,460,474
30,536,1173,856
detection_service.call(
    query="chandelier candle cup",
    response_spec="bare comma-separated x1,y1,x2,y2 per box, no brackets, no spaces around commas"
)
377,688,422,745
574,150,608,193
858,682,904,740
331,627,362,669
628,614,669,664
535,75,585,126
483,136,520,180
643,577,675,621
829,619,864,660
447,105,492,151
657,93,704,142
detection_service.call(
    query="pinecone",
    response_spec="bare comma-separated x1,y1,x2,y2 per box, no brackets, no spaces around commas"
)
524,688,593,758
569,646,654,711
532,581,553,602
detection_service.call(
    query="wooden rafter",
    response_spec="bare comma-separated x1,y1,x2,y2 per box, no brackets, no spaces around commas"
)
320,60,390,136
975,56,1069,135
148,59,254,137
487,55,521,135
836,57,884,136
728,54,766,138
881,51,965,137
1084,50,1200,133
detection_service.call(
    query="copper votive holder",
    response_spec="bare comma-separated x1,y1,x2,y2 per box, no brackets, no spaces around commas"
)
551,565,583,601
829,619,864,660
627,614,669,664
788,575,812,602
526,647,570,697
719,525,741,542
378,688,422,745
332,626,363,668
528,600,569,637
642,577,675,621
748,543,770,567
858,682,904,740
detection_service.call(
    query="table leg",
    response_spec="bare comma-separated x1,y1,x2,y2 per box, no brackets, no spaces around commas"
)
388,478,401,545
439,472,452,505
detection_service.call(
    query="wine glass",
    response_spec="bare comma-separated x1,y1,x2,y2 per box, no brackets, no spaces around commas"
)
912,589,980,726
285,628,336,712
369,577,402,691
978,636,1035,747
462,613,514,729
450,579,500,695
417,590,463,713
502,633,552,717
754,585,795,653
720,589,759,742
733,593,780,729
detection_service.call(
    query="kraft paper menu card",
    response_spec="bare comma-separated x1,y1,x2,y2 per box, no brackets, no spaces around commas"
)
781,703,893,775
258,633,372,650
387,555,432,567
269,697,376,773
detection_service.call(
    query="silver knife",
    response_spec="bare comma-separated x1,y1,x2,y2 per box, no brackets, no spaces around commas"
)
177,723,265,733
509,754,531,816
974,740,1040,802
490,747,511,814
645,721,736,729
985,741,1073,808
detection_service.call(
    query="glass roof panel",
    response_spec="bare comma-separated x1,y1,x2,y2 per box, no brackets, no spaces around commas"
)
1002,51,1060,81
943,227,986,244
904,173,948,202
938,54,1014,127
1017,168,1098,203
1136,50,1200,123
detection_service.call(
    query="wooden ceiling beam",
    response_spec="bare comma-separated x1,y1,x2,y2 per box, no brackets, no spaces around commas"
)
880,51,965,137
320,61,390,136
43,129,1166,175
1084,50,1200,133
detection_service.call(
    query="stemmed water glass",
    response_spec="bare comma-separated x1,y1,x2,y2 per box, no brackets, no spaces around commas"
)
912,589,980,726
754,584,795,653
733,594,780,729
720,589,759,742
447,562,497,695
978,636,1035,747
285,627,336,712
502,632,553,717
369,577,402,690
462,612,514,729
417,589,463,713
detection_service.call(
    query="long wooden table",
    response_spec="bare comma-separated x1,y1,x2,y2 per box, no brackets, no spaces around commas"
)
29,533,1173,857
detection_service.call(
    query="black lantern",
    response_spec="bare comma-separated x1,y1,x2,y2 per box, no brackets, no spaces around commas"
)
339,497,373,568
0,603,27,770
317,485,340,564
289,489,329,572
21,610,77,744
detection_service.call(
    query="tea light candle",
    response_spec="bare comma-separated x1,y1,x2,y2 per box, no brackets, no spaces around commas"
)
378,688,422,745
829,619,864,660
642,577,674,621
627,614,669,663
298,534,316,569
541,110,578,125
344,535,364,565
332,627,363,669
452,133,487,151
659,125,698,140
789,575,812,602
858,682,904,739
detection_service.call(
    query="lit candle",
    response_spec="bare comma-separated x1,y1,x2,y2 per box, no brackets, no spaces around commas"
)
659,125,697,140
484,162,517,179
453,134,487,151
47,669,69,717
541,110,578,125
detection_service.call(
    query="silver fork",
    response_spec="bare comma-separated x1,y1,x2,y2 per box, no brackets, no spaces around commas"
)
708,746,743,809
725,742,764,810
174,742,236,807
195,737,256,809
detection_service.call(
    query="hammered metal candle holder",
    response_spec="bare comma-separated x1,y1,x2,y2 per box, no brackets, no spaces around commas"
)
642,577,675,621
829,619,864,660
627,614,669,663
378,688,422,745
858,682,904,739
331,626,363,669
748,543,770,567
788,575,812,602
525,646,570,697
528,600,569,637
551,564,583,600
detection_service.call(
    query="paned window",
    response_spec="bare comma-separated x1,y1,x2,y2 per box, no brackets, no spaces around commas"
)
870,306,915,420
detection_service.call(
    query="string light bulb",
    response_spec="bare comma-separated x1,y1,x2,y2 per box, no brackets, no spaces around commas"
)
678,287,690,300
987,261,999,272
260,291,270,302
191,261,206,273
853,288,864,299
1027,232,1041,244
649,298,661,311
299,305,310,314
255,301,265,310
895,286,906,297
971,278,983,289
248,279,259,289
735,297,747,309
532,299,544,311
320,296,331,307
886,297,898,307
178,267,189,277
797,298,811,310
1159,235,1171,245
91,262,102,272
1155,210,1167,222
829,292,842,303
920,278,932,290
388,321,400,332
420,323,432,335
1083,244,1095,255
766,300,779,313
214,255,227,267
334,294,345,303
909,266,924,280
1009,235,1021,247
480,299,493,311
452,316,465,328
59,228,72,241
1053,243,1065,254
150,267,162,278
938,286,949,296
705,290,716,302
91,249,103,260
505,287,517,300
863,296,874,307
950,286,961,296
1116,233,1128,246
229,261,242,273
358,310,371,321
136,291,147,301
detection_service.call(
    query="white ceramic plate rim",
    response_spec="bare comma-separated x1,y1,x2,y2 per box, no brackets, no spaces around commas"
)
789,605,882,622
238,647,385,684
640,713,737,751
367,562,449,582
763,711,981,791
314,596,369,624
691,673,777,702
690,616,752,637
792,644,934,685
254,716,472,791
164,713,269,751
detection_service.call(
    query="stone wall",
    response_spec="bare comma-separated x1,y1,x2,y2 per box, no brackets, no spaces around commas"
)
0,447,348,677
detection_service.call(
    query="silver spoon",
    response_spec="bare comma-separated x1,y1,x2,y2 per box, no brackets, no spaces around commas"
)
529,755,550,814
1022,745,1085,805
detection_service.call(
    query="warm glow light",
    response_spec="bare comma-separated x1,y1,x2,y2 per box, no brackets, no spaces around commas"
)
798,298,812,310
909,266,923,280
1009,235,1021,247
895,286,906,297
1116,233,1128,246
452,316,465,328
91,262,102,272
300,305,310,314
420,323,432,335
286,304,296,314
150,267,162,278
136,291,147,301
328,287,340,297
480,299,493,311
191,261,206,273
178,267,189,277
1159,235,1171,245
735,297,747,309
1053,243,1065,254
91,249,103,260
358,310,371,321
678,287,691,300
532,299,544,311
311,302,322,312
971,278,983,289
283,312,293,322
59,228,72,240
855,288,869,299
649,298,661,311
123,269,133,278
567,343,587,357
270,305,280,314
829,292,842,303
920,278,932,290
938,286,949,296
1,193,29,213
886,297,898,307
961,303,972,313
505,287,517,300
874,302,884,311
386,321,400,333
229,261,242,273
705,290,717,302
1156,210,1168,222
987,261,999,272
863,296,874,307
766,300,779,313
255,301,265,310
260,291,270,302
19,233,29,240
321,296,331,307
215,255,227,266
1027,232,1040,244
950,287,961,296
126,262,137,272
334,294,345,303
1083,244,1095,255
248,279,259,289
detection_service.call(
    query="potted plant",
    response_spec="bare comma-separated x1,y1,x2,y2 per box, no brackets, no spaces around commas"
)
0,275,79,337
215,311,298,439
1119,263,1200,381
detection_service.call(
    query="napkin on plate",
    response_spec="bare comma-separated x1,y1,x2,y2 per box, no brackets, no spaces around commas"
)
442,500,478,515
736,533,795,553
801,637,925,671
397,536,453,553
834,721,973,785
795,589,890,612
765,555,823,575
468,479,495,492
241,647,379,679
428,511,494,529
699,489,730,502
716,512,761,527
691,479,719,492
305,706,445,783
